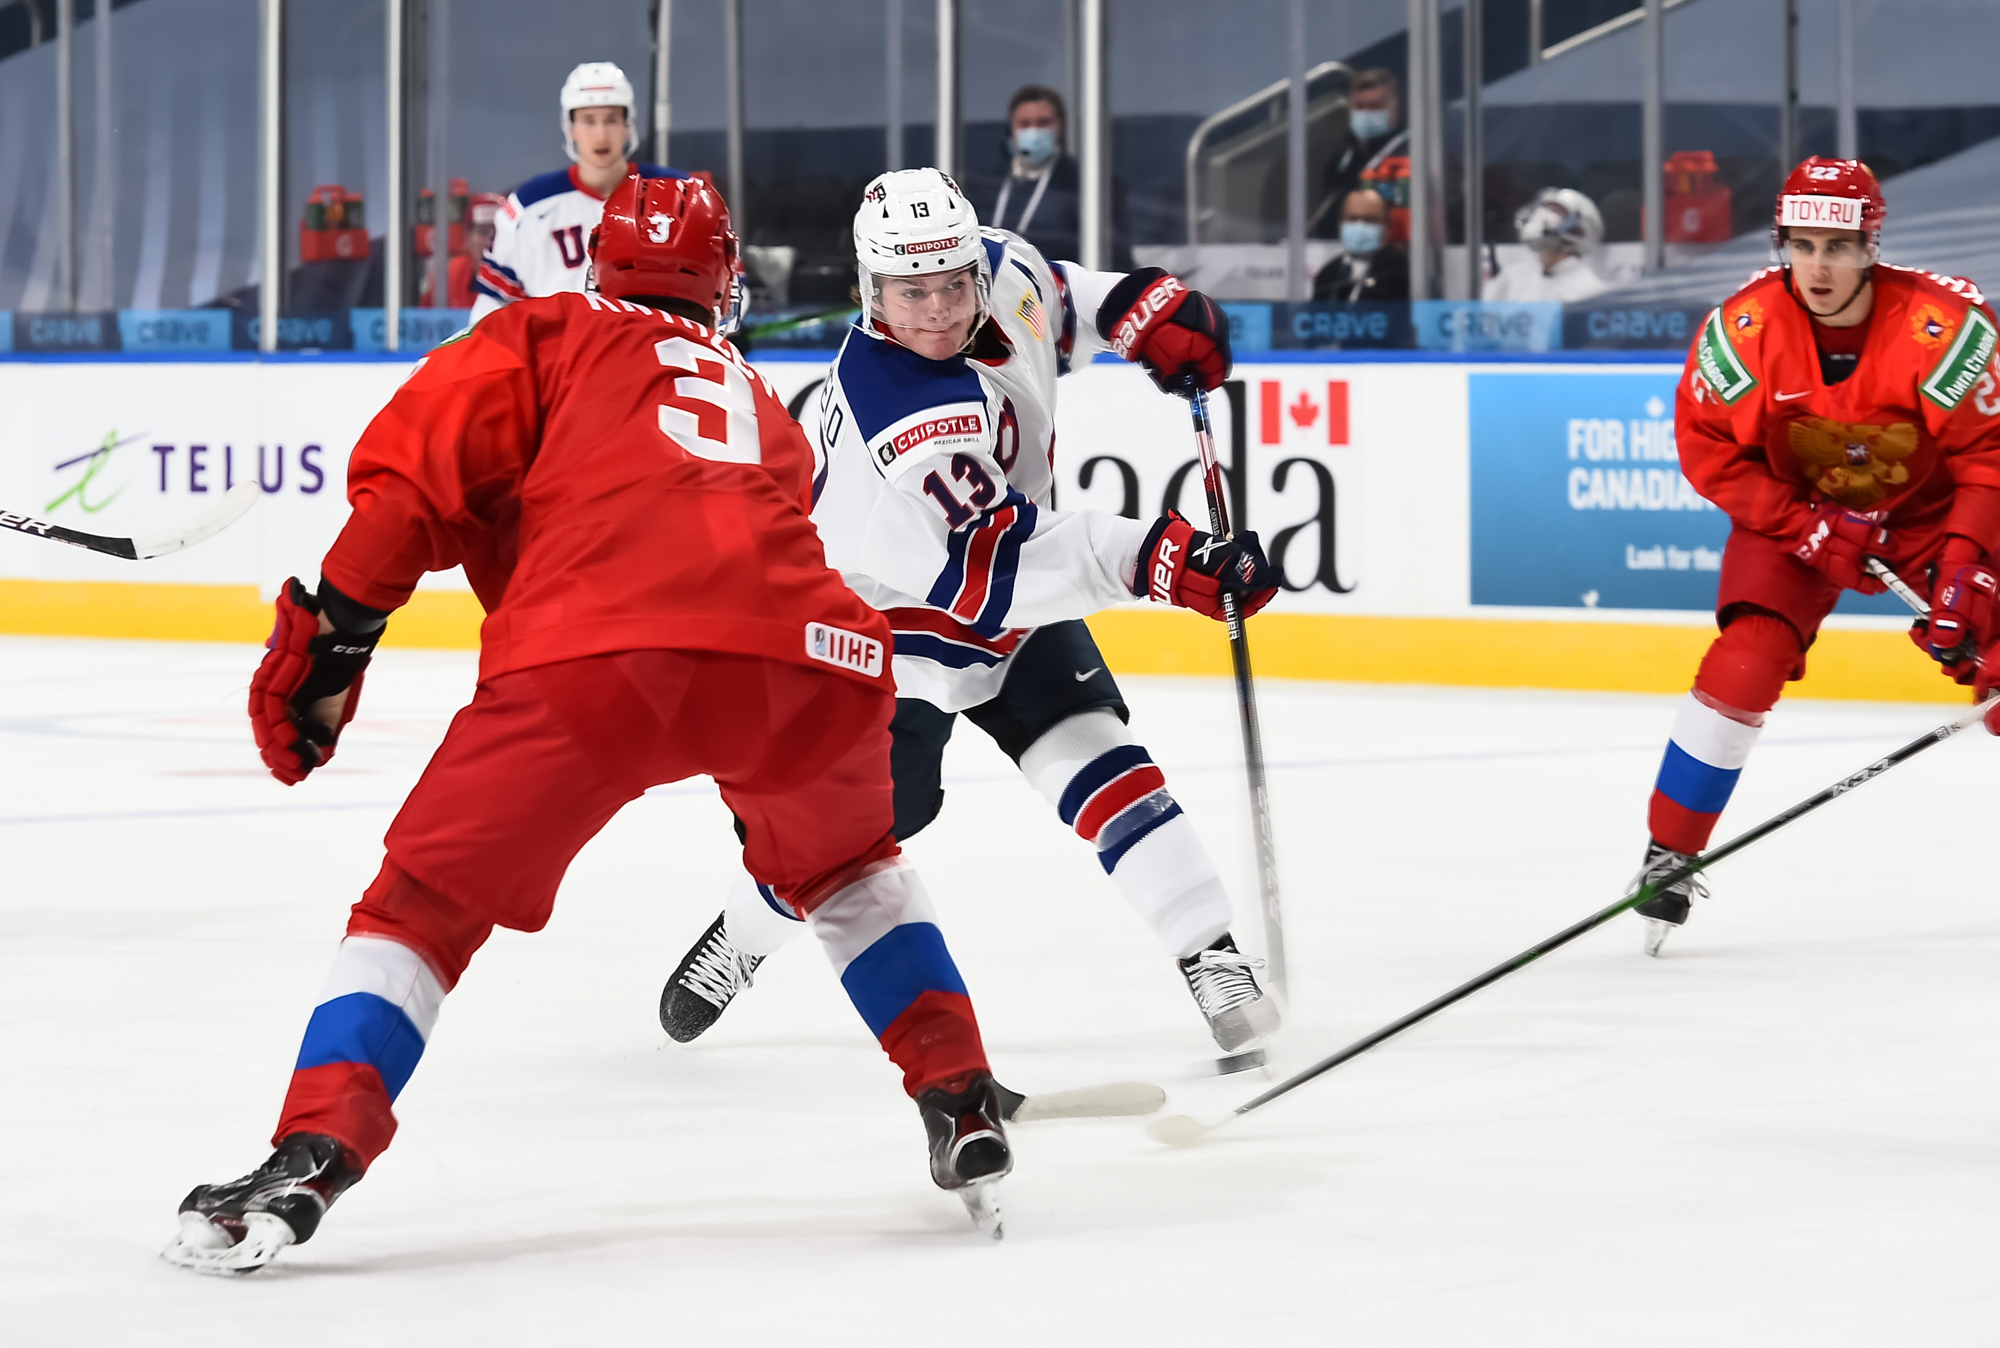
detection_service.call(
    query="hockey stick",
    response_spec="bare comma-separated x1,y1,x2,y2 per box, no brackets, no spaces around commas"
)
1179,380,1288,1003
1149,691,2000,1145
0,478,260,561
1866,557,1930,617
994,1080,1166,1123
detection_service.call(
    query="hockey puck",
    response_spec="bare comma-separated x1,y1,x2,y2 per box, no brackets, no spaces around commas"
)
1213,1048,1267,1076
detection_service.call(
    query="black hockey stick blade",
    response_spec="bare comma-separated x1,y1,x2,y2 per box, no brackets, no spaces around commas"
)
1148,694,2000,1146
0,478,259,561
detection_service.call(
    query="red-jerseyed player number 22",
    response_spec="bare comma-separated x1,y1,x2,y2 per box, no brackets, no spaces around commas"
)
655,336,761,464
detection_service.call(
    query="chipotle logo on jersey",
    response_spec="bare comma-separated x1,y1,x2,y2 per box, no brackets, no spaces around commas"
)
879,413,984,467
805,622,884,677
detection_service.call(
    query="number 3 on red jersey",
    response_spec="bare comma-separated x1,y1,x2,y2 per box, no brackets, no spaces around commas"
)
655,335,760,464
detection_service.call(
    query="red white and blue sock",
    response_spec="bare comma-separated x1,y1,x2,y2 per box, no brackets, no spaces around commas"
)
1021,709,1233,959
807,859,988,1095
273,935,448,1166
1647,690,1766,856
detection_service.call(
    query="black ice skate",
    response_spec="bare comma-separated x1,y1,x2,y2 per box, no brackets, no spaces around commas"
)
916,1071,1012,1240
1178,933,1280,1057
161,1132,363,1275
659,913,764,1043
1631,840,1709,957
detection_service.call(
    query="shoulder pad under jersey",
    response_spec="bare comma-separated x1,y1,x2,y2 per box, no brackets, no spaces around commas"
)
514,168,579,210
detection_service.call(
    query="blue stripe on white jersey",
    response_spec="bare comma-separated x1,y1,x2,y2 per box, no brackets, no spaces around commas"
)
835,326,988,444
513,162,685,209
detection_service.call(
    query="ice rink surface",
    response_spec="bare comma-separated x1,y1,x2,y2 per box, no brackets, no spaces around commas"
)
1,634,1995,1346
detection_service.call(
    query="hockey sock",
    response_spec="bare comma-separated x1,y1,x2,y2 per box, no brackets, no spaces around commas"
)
273,935,449,1167
1020,709,1232,959
721,871,808,958
806,858,988,1096
1647,616,1797,854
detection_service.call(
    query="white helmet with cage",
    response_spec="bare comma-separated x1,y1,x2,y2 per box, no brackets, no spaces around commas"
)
1515,187,1604,257
560,62,639,162
853,168,991,349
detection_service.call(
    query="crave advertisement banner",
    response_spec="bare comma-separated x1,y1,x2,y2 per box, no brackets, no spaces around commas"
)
1468,369,1905,614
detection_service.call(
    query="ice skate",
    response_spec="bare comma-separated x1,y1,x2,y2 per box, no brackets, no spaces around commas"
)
161,1133,362,1275
916,1071,1012,1240
659,913,764,1043
1179,934,1279,1054
1631,840,1708,957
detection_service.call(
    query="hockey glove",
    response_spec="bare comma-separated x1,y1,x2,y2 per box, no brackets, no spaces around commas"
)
1097,268,1231,395
1134,510,1278,621
1792,501,1890,593
250,577,388,785
1909,539,1998,681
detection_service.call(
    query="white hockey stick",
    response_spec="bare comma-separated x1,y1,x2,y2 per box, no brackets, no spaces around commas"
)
0,478,260,561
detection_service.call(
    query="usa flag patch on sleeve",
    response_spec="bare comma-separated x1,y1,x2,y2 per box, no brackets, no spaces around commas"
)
806,622,885,677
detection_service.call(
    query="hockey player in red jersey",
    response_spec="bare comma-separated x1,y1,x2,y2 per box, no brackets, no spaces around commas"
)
1635,157,2000,955
162,173,1012,1273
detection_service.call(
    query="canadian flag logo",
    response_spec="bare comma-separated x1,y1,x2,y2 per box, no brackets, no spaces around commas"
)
1259,380,1348,446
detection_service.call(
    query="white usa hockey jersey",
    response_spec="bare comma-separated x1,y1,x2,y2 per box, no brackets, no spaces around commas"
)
809,227,1153,711
470,163,685,324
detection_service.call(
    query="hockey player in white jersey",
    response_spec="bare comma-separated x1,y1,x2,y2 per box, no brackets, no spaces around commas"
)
660,168,1284,1062
470,62,685,324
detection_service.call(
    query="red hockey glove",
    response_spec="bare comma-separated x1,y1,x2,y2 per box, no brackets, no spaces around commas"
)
249,577,387,785
1909,539,1998,679
1097,268,1232,394
1791,501,1890,593
1133,510,1278,621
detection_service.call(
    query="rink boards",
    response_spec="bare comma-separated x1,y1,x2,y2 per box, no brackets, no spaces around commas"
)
0,352,1947,702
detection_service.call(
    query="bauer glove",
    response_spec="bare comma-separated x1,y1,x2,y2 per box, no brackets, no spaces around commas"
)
1791,500,1890,593
1097,268,1232,394
1134,510,1278,621
249,577,387,785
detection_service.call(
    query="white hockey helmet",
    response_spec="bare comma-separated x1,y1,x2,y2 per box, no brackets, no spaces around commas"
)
853,168,991,348
561,62,639,162
1515,187,1604,257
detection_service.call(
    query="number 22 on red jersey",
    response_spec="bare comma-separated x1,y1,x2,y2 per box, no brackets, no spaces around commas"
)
655,335,761,464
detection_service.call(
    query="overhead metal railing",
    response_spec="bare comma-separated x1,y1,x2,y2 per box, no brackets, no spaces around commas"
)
1539,0,1696,63
1183,60,1353,248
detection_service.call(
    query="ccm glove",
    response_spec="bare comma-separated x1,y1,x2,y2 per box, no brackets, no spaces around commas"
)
249,577,387,785
1910,539,1998,683
1133,510,1279,621
1792,501,1890,593
1097,268,1231,394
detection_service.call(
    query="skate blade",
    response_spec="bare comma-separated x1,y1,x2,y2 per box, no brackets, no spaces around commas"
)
957,1178,1004,1241
161,1211,295,1276
1642,918,1676,958
1212,1047,1267,1076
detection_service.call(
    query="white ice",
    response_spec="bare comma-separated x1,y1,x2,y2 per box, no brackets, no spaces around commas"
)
0,635,1994,1345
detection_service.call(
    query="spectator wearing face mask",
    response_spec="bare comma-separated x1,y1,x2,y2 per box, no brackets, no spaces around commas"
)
1310,68,1409,238
1312,189,1408,302
984,84,1134,270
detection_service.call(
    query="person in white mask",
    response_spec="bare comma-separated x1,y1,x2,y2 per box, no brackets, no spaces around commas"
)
982,84,1133,270
1311,68,1409,237
1484,187,1612,303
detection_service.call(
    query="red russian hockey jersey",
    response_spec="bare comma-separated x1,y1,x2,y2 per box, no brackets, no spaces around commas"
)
321,292,891,688
1677,264,2000,565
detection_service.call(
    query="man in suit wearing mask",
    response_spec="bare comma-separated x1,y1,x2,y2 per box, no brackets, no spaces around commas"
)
985,84,1134,271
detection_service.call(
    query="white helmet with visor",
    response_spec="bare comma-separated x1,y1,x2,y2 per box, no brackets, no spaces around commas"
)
852,168,991,352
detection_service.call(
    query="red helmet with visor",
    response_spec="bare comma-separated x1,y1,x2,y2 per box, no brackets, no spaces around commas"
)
589,171,743,329
1773,157,1886,252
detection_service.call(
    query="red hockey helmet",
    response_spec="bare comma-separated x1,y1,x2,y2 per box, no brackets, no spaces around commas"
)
589,171,741,324
1773,157,1886,250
